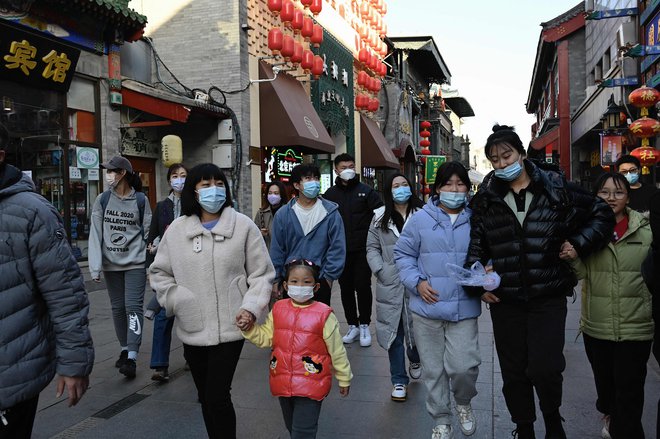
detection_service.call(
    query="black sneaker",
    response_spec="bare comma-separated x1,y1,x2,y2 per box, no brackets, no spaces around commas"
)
151,367,169,382
115,350,128,368
119,359,137,379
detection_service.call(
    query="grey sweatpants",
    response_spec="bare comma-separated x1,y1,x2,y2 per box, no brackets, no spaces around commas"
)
412,313,480,425
104,269,146,352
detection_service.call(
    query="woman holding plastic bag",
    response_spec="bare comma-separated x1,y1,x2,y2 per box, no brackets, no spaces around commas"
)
394,162,482,439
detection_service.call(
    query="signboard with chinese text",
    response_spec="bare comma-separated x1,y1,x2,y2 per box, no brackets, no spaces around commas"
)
0,20,80,92
425,156,447,184
76,147,99,169
600,134,623,166
267,147,304,183
121,129,160,159
642,9,660,72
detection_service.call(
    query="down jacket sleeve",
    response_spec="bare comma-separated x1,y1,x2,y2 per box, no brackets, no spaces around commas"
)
393,214,423,295
565,183,615,258
366,221,385,276
29,199,94,377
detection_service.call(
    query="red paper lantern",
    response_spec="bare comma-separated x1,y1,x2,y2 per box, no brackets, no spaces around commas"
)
420,121,432,129
368,98,380,112
629,116,660,146
629,86,660,117
421,148,431,156
420,139,431,147
359,48,369,65
301,0,313,8
360,24,369,40
360,1,369,16
311,24,323,47
267,28,284,55
301,49,314,72
420,130,431,138
373,78,381,92
379,62,387,77
630,145,660,167
380,21,387,37
268,0,283,15
355,94,364,110
291,42,303,66
310,0,322,16
281,0,294,27
357,71,368,88
311,55,324,78
382,2,387,14
301,17,314,41
281,35,295,61
292,9,304,34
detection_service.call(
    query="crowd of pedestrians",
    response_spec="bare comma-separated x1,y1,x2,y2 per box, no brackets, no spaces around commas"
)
1,122,659,439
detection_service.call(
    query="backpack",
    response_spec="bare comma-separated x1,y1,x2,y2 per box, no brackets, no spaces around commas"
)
99,190,147,237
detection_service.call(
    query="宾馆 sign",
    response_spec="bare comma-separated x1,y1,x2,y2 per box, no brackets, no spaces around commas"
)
425,155,447,184
0,20,80,92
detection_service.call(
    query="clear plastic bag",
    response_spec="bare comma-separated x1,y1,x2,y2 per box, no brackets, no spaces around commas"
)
446,261,501,291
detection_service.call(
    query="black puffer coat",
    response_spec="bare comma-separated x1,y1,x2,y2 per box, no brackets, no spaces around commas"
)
324,175,383,253
0,164,94,410
465,160,615,302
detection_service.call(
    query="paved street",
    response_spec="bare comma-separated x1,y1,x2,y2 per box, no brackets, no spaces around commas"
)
32,267,659,439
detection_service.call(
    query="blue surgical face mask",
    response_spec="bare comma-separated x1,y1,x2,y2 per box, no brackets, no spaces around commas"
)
439,191,467,209
392,186,412,204
197,186,226,214
494,159,523,181
301,180,321,199
624,172,639,185
171,177,185,193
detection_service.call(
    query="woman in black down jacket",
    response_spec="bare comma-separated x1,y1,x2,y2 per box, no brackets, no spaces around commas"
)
465,125,614,439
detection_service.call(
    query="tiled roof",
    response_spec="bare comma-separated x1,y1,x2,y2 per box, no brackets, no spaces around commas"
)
45,0,147,39
541,2,585,30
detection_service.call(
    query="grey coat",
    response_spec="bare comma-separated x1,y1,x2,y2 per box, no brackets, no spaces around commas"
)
0,166,94,410
366,206,417,350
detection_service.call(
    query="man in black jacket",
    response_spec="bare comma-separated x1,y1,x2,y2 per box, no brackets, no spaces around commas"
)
465,125,614,439
324,154,383,347
0,124,94,437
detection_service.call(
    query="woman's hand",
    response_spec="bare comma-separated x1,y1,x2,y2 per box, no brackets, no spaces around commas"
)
339,386,350,397
416,280,439,304
559,240,577,261
481,292,500,304
235,309,255,331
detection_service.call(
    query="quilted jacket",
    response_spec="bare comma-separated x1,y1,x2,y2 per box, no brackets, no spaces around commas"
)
0,164,94,410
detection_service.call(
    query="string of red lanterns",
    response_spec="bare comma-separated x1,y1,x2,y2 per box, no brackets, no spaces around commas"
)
628,86,660,174
266,0,324,78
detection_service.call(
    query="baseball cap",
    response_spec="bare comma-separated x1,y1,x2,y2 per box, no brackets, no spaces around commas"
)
101,156,133,174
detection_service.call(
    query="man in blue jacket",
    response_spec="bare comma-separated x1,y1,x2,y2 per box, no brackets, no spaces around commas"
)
0,124,94,437
270,164,346,305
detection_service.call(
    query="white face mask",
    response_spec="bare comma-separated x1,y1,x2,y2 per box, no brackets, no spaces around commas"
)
105,172,117,188
339,168,356,181
287,285,315,303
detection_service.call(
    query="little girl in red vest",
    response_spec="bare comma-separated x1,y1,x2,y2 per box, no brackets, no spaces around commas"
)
239,259,352,438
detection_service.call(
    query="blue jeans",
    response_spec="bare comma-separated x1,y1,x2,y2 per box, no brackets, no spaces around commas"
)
389,318,420,385
150,308,174,369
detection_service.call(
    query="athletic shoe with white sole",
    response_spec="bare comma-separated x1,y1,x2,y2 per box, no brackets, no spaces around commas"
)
456,404,476,435
391,384,407,401
359,324,371,347
342,325,359,343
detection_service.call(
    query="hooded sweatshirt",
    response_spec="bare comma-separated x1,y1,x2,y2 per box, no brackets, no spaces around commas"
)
88,188,152,278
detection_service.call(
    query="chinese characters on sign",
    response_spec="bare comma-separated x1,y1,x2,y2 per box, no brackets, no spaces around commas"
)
318,52,351,116
0,21,80,92
425,156,447,184
267,147,304,182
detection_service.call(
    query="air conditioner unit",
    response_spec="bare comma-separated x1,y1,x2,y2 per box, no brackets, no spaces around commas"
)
617,22,637,48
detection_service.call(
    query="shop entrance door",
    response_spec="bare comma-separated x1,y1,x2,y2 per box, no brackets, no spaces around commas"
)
127,156,156,210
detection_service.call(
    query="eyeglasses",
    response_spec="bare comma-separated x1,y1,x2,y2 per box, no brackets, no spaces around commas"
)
619,168,638,176
597,190,627,200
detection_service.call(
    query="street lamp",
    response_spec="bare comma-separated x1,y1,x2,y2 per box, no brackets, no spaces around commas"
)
602,98,623,132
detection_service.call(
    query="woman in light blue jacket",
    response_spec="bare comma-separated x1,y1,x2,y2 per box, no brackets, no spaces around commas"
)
394,161,481,439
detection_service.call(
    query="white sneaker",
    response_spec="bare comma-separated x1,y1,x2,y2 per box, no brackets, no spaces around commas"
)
342,325,359,343
431,424,453,439
359,324,371,346
409,362,422,379
601,415,611,439
456,404,476,435
391,384,407,401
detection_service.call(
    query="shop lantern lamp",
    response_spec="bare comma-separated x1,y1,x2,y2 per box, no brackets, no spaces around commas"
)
281,0,294,27
267,0,282,15
309,0,322,16
311,24,323,48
